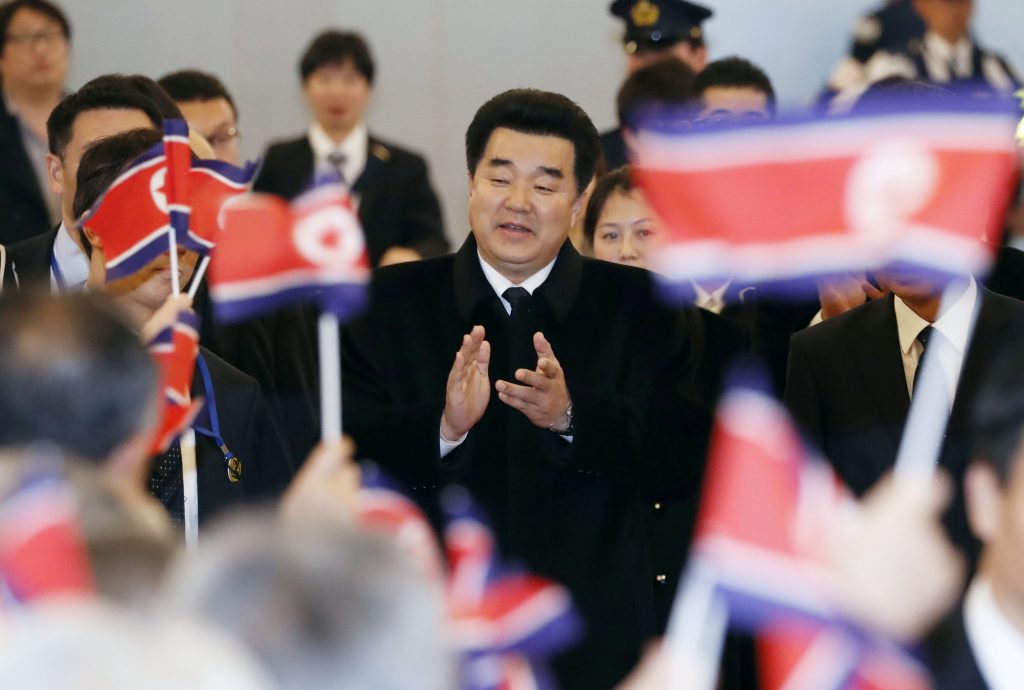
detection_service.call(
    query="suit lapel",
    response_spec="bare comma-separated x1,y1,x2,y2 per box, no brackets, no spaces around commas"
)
949,288,1009,438
849,295,911,450
352,137,388,222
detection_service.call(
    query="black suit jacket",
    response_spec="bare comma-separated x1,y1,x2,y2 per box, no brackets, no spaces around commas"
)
0,100,50,246
341,235,711,690
252,133,448,266
149,347,295,524
932,611,988,690
6,227,58,290
784,289,1024,556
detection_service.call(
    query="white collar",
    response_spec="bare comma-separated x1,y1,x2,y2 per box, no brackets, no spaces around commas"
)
308,121,369,185
923,31,973,78
51,221,90,293
477,251,557,315
964,577,1024,690
692,278,732,303
893,277,976,356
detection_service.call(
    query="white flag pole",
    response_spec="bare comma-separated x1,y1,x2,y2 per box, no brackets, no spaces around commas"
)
180,428,199,551
666,562,729,690
168,228,181,295
187,256,211,300
893,281,978,482
318,312,342,443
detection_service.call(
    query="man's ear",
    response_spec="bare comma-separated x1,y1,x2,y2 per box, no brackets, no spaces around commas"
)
46,153,64,195
466,172,475,199
965,461,1002,544
570,177,595,227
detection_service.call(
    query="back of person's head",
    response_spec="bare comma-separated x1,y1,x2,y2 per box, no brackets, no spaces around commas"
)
46,76,164,160
616,56,697,130
466,88,600,196
583,165,635,247
84,73,184,122
299,29,374,84
0,602,273,690
166,509,452,690
0,291,157,463
850,77,957,116
0,0,70,48
157,69,237,118
693,56,777,114
73,127,162,221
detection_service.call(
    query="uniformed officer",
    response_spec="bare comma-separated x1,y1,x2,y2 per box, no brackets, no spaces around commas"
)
601,0,713,170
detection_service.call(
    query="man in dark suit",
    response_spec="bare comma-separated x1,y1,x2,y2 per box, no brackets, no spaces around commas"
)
931,330,1024,689
253,29,447,267
342,88,710,690
75,128,293,526
0,0,70,246
784,265,1024,559
5,76,163,292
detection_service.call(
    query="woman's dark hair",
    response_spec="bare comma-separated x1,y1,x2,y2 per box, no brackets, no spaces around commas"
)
582,166,635,246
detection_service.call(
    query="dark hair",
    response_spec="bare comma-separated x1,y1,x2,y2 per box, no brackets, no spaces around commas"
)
465,88,600,196
299,30,374,84
0,290,157,461
85,73,184,121
851,77,957,116
971,323,1024,484
616,57,697,129
694,56,777,114
46,76,164,159
74,127,162,222
158,69,238,119
583,166,635,246
0,0,70,48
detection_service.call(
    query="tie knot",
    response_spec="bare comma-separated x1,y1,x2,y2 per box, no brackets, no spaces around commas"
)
916,325,935,351
502,287,531,317
327,151,346,167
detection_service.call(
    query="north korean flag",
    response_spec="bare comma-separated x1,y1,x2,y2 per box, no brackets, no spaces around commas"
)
0,467,94,603
632,100,1020,303
443,490,581,690
209,183,370,323
185,157,258,254
79,140,171,282
147,310,203,454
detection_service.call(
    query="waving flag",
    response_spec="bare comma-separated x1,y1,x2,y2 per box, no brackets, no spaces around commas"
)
163,119,192,252
208,183,370,323
443,489,581,690
0,466,94,604
147,310,204,454
185,158,258,254
356,463,443,583
632,102,1020,303
689,372,932,690
79,140,170,282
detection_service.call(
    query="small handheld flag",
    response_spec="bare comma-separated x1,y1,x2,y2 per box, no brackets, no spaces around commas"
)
146,310,204,455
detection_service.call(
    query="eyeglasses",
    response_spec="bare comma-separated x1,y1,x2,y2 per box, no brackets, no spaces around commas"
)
5,30,66,48
208,127,241,149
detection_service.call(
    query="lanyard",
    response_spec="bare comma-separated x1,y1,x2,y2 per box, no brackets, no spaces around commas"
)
192,353,242,483
50,251,67,292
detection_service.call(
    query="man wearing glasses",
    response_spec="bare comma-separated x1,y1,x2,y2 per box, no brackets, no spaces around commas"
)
159,69,242,166
0,0,69,246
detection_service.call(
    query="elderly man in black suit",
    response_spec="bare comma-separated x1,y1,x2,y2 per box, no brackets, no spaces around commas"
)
253,29,447,267
342,88,710,690
785,263,1024,560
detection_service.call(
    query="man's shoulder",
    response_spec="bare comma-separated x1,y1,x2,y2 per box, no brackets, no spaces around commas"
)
9,227,59,284
579,257,669,309
792,294,891,350
366,134,428,169
368,253,455,299
198,346,260,400
259,135,310,166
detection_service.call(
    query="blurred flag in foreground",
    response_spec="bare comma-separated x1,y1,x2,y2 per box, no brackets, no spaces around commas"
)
443,489,581,690
632,102,1020,304
183,157,258,254
0,465,94,604
146,310,203,454
209,184,370,323
691,372,930,689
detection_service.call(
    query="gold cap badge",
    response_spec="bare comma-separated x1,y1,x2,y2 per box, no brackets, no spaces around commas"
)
631,0,660,28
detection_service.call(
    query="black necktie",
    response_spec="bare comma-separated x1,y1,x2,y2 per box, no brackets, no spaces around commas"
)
502,287,531,318
327,151,347,186
148,442,185,526
912,325,935,395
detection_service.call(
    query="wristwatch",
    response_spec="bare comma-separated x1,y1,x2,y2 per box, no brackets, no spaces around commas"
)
549,401,575,435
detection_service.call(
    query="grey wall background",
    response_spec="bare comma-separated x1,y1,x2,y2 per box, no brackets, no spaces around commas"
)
58,0,1024,246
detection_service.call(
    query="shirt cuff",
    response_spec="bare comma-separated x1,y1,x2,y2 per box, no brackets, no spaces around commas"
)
439,424,468,458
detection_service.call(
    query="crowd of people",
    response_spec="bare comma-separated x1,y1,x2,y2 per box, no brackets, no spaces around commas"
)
0,0,1022,688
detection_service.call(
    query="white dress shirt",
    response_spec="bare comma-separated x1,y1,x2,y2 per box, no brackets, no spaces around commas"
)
308,121,368,195
50,222,90,293
439,252,561,457
964,577,1024,690
892,277,977,404
691,279,732,315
